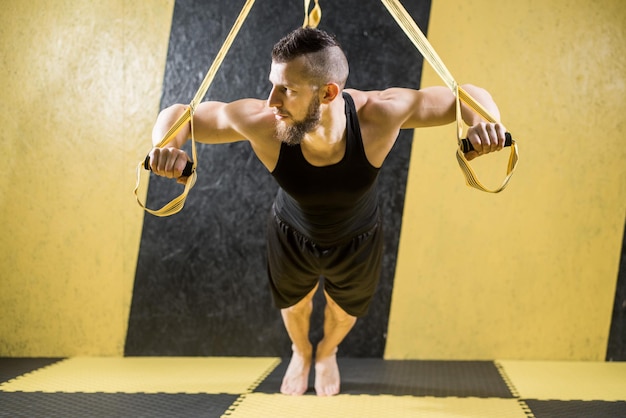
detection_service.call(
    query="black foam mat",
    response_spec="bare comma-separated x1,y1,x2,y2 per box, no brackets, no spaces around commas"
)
0,392,239,418
0,358,64,384
526,399,626,418
254,358,514,398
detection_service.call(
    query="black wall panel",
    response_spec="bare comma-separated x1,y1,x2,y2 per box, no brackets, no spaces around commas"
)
607,221,626,361
126,0,431,357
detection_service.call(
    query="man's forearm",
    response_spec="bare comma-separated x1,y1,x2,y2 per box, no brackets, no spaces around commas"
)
459,84,501,126
151,104,191,148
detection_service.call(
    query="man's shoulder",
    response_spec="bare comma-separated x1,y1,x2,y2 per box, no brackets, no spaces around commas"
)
226,97,270,115
342,88,401,125
194,98,275,144
223,98,275,129
343,89,368,109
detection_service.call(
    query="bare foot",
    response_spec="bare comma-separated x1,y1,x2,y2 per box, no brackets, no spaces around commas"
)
281,348,311,395
314,352,340,396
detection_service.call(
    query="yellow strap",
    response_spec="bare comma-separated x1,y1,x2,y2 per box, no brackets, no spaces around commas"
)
303,0,322,28
381,0,518,193
135,0,256,216
454,85,519,193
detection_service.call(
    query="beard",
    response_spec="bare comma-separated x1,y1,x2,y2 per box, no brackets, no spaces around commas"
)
275,95,321,145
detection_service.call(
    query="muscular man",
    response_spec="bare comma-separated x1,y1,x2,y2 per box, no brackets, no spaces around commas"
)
148,27,507,396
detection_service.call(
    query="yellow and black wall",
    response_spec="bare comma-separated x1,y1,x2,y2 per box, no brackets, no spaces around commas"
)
125,0,429,358
1,0,625,362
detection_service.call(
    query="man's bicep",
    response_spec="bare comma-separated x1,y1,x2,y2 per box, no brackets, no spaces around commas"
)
192,101,248,144
399,86,456,129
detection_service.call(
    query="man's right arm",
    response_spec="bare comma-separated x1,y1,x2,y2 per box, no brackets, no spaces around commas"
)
147,100,265,180
151,104,190,149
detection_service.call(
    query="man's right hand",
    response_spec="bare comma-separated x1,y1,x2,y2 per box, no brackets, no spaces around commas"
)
147,147,191,183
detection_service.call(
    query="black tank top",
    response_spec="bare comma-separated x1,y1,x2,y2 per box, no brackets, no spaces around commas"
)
271,92,380,246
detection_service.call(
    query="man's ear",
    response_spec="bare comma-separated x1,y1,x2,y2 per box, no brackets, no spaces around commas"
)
320,83,340,103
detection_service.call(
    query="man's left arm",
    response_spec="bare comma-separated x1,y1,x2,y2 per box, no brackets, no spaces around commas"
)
392,84,507,160
459,84,507,161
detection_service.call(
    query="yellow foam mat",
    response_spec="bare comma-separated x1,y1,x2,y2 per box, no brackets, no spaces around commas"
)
225,393,528,418
498,360,626,401
0,357,280,394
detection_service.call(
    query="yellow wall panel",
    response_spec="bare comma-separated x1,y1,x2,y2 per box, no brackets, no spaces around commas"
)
0,0,174,355
386,0,626,360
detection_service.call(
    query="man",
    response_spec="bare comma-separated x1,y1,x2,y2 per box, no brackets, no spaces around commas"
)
148,27,507,396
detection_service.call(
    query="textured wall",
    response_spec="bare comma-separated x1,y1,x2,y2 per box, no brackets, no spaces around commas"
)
386,0,626,360
126,0,430,357
0,0,174,356
2,0,624,361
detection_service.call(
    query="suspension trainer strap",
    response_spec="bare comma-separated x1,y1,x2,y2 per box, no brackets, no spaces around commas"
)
303,0,322,28
381,0,518,193
135,0,256,216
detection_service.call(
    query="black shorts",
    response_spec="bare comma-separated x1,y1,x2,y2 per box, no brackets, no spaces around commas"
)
266,210,383,317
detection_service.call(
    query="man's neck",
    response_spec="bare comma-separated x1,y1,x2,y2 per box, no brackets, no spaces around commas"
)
303,94,346,147
300,95,347,166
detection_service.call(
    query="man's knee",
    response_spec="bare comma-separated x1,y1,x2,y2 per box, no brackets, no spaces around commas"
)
323,291,356,323
282,282,319,314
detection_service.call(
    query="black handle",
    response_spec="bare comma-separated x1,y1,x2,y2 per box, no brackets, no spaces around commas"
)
144,155,194,177
461,132,513,153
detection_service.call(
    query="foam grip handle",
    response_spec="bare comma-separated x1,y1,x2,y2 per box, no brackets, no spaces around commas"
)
461,132,513,153
144,155,194,177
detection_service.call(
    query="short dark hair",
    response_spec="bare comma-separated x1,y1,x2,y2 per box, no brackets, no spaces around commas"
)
272,27,341,62
272,28,349,88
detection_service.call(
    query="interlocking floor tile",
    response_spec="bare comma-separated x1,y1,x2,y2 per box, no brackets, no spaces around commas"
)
525,399,626,418
255,358,513,398
498,360,626,401
0,392,237,418
0,358,63,384
0,357,280,394
226,393,528,418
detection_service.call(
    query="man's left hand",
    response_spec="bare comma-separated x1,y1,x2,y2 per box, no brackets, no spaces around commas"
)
464,122,507,161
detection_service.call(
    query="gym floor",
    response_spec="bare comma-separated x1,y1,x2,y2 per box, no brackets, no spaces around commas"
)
1,357,625,417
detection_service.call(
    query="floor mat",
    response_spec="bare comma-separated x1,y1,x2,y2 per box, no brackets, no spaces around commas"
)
255,358,513,397
226,393,528,418
1,357,625,418
0,392,238,418
498,360,626,401
525,399,626,418
0,358,63,384
0,357,280,394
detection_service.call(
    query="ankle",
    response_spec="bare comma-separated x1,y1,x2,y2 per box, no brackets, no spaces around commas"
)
315,341,338,361
292,344,313,359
